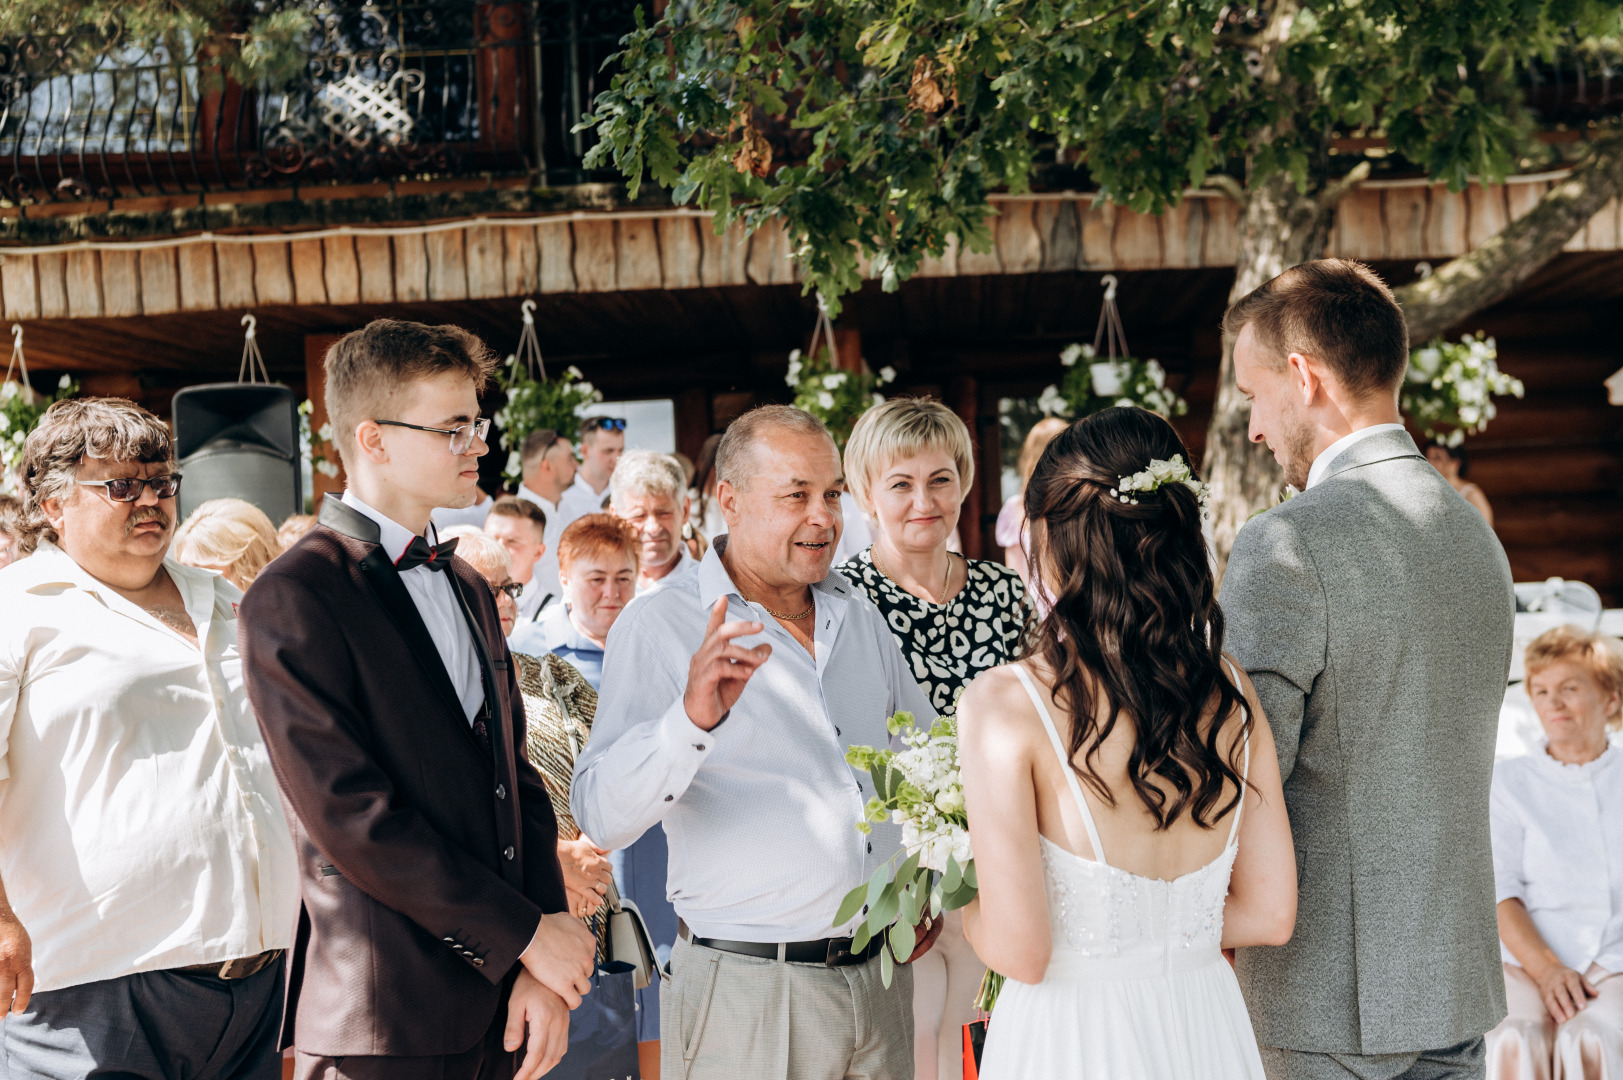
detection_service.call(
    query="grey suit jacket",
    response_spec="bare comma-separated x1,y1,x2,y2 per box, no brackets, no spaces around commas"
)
1224,428,1515,1056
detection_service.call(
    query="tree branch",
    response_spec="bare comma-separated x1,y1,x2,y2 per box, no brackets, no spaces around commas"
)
1395,126,1623,343
1315,160,1371,212
1201,173,1246,206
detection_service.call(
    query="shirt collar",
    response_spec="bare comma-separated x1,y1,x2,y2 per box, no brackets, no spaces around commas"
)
1533,736,1620,782
696,535,854,612
1305,423,1408,490
18,539,222,634
542,601,600,654
639,544,696,594
517,484,559,515
340,490,436,563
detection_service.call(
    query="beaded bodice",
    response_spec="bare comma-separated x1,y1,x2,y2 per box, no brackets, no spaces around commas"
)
1039,835,1238,961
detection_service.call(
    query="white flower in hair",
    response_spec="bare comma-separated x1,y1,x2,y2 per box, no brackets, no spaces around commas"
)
1110,454,1211,512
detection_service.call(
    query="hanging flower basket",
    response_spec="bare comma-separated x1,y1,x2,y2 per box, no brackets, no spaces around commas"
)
1038,276,1187,421
1401,333,1524,447
492,300,602,485
1,326,78,487
785,298,896,449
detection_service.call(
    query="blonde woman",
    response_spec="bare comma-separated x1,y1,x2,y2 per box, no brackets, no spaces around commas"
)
837,397,1032,1080
171,497,281,591
1487,625,1623,1080
996,417,1068,588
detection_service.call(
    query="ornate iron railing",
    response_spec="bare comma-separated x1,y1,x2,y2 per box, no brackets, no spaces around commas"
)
0,0,645,203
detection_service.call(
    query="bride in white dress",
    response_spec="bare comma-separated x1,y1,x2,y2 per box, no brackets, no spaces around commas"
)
957,406,1298,1079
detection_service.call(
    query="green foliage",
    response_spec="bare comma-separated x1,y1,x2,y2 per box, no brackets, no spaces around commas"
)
0,1,313,87
1402,333,1525,446
493,361,603,486
581,0,1623,315
1039,344,1188,421
1,374,78,476
785,345,896,449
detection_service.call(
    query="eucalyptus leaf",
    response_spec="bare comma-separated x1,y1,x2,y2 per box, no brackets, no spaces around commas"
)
943,854,962,895
880,939,895,988
890,919,917,963
834,882,867,928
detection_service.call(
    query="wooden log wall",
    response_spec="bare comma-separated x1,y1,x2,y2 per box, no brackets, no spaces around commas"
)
1,176,1619,320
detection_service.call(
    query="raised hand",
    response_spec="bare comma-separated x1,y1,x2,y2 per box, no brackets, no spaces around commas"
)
683,597,772,732
519,912,597,1009
0,906,32,1015
558,835,613,918
505,968,571,1080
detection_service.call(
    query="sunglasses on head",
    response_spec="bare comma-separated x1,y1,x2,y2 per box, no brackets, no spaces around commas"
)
583,417,626,433
75,473,183,502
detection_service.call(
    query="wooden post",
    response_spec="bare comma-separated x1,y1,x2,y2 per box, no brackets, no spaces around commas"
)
949,375,986,560
673,386,712,467
304,334,345,509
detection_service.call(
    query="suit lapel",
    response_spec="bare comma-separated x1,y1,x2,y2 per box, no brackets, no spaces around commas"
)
1322,428,1424,484
318,499,471,726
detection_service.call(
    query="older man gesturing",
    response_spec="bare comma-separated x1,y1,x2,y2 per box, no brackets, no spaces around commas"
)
572,405,934,1080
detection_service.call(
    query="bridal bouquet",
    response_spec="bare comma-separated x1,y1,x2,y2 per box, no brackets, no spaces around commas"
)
839,711,1002,1007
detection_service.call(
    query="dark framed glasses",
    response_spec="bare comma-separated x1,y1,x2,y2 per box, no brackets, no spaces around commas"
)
583,416,626,433
491,580,523,601
75,473,183,502
374,417,492,455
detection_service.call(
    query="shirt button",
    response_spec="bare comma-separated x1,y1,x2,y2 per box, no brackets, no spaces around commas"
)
496,785,507,800
835,727,841,737
664,795,674,802
694,743,706,752
503,846,515,860
867,842,873,854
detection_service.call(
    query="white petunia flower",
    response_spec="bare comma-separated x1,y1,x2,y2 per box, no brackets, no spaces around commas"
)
1060,344,1084,368
817,391,835,410
878,366,896,384
823,372,847,390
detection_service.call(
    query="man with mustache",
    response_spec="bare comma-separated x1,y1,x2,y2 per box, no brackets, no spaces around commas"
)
573,405,938,1080
0,397,296,1079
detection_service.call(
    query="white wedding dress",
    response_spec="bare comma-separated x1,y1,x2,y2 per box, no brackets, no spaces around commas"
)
978,664,1266,1079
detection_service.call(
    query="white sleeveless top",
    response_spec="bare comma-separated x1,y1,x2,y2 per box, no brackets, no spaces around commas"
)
978,661,1267,1080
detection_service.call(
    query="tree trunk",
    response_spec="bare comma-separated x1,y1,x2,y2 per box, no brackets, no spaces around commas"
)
1396,127,1623,342
1202,168,1337,577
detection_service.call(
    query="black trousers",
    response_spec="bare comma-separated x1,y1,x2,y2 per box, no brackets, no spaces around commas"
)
292,1008,517,1080
1,960,284,1080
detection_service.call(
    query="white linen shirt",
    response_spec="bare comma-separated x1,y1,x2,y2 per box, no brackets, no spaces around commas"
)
559,474,610,524
1491,738,1623,973
1305,422,1407,490
0,542,297,993
516,484,565,622
571,539,934,943
342,492,483,721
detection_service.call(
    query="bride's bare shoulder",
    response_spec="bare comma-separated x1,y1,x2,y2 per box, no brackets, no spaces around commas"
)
955,662,1047,750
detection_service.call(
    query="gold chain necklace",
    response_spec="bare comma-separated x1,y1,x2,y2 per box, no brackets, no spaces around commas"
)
759,598,815,620
871,545,953,605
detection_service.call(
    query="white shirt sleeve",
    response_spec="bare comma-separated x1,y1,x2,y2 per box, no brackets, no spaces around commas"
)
570,598,714,850
1489,763,1526,905
0,630,17,782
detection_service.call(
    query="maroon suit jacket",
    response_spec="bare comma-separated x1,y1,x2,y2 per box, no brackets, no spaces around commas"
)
240,498,567,1056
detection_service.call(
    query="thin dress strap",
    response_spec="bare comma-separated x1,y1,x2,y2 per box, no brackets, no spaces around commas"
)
1223,658,1252,848
1012,663,1107,866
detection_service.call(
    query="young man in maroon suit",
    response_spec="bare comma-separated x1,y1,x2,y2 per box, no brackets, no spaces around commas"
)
240,320,597,1080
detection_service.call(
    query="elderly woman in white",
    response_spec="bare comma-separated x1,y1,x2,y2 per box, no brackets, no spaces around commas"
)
1488,624,1623,1080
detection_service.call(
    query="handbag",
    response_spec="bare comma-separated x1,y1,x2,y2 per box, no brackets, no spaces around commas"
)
962,1017,988,1079
547,961,640,1080
603,878,659,990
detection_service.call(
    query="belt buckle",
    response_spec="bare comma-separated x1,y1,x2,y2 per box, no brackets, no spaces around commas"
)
216,951,278,980
825,937,853,967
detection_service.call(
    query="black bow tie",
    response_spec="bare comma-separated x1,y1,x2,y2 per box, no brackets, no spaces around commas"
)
394,535,459,573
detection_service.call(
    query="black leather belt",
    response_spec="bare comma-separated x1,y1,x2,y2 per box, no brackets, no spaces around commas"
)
678,922,883,967
175,950,284,980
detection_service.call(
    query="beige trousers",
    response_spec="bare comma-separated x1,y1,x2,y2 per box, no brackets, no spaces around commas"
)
660,936,914,1080
910,909,984,1080
1486,963,1623,1080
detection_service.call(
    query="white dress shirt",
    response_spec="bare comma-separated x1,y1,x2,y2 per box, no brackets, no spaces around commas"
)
638,545,699,596
342,492,483,721
516,483,566,622
0,542,297,992
559,474,610,523
1304,422,1407,489
429,491,495,532
1491,738,1623,973
571,539,934,942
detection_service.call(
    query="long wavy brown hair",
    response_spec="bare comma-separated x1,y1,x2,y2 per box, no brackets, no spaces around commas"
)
1024,407,1249,831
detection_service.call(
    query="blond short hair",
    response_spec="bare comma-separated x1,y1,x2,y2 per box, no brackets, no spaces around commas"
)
172,498,281,590
843,397,974,514
1526,624,1623,729
439,525,512,582
611,450,687,509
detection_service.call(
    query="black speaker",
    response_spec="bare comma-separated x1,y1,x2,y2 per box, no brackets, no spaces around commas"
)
171,383,302,523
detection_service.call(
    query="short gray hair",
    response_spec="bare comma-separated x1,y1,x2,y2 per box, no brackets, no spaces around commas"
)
438,524,512,581
20,397,173,555
715,406,831,488
610,450,687,509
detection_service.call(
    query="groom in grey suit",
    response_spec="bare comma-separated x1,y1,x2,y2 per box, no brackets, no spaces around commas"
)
1221,259,1516,1079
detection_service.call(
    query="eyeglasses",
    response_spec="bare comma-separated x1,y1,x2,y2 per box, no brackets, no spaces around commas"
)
490,580,524,601
373,418,492,455
582,416,626,433
75,473,183,502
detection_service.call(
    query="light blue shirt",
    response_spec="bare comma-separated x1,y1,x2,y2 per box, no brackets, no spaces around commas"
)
571,539,933,942
514,602,605,690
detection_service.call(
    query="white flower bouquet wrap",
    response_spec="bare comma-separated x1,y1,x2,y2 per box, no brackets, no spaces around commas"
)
837,711,1004,1007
